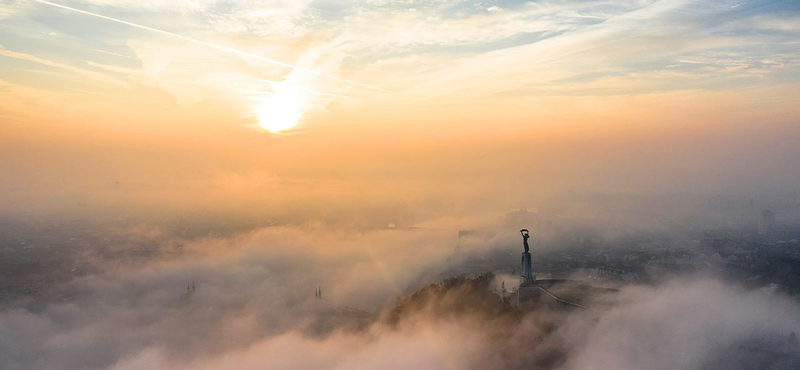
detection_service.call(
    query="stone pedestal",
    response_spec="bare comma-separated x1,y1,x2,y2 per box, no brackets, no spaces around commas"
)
520,252,535,286
516,285,540,308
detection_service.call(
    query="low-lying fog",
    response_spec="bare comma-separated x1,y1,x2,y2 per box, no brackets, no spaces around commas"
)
2,212,799,370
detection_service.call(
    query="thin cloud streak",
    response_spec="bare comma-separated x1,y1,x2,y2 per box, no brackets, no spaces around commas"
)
0,45,126,86
31,0,393,94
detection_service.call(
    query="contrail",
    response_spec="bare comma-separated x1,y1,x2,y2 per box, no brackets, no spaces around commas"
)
31,0,391,93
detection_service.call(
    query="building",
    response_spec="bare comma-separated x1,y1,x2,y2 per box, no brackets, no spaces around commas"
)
761,210,775,234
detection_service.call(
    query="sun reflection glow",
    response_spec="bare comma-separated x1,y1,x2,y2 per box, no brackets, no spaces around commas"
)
257,82,305,133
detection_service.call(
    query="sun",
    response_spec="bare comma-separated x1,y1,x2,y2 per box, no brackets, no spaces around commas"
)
257,82,305,133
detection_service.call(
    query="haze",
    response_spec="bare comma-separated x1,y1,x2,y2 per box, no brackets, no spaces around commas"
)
1,1,800,370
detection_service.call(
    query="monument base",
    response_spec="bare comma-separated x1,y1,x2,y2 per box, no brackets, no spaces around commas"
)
515,285,536,307
520,252,535,286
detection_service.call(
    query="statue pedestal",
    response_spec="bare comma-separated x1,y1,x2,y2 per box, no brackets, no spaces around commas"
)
520,252,535,286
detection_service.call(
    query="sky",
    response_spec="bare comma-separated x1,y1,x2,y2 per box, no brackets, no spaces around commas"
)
1,0,799,217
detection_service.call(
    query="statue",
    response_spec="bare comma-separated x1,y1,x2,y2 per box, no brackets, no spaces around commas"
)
520,229,530,253
519,229,535,285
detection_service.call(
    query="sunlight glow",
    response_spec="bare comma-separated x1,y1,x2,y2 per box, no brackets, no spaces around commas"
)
257,82,305,133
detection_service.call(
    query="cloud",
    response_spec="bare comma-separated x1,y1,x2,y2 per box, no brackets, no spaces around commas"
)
564,278,800,370
0,45,127,87
0,222,471,369
1,218,799,370
3,0,798,133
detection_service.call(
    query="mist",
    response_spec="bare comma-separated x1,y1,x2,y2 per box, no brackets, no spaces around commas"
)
3,0,800,368
2,219,799,370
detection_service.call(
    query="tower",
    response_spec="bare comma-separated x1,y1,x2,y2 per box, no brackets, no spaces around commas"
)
760,210,775,234
519,229,535,285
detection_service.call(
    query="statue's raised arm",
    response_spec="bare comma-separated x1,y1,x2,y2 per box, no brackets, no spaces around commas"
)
520,229,530,253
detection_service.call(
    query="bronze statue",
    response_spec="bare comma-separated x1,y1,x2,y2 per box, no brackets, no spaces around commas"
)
520,229,530,253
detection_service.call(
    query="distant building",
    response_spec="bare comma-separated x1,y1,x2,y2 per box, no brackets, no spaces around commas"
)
760,210,775,234
180,280,196,301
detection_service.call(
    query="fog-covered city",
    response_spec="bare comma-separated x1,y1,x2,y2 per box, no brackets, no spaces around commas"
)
2,0,800,369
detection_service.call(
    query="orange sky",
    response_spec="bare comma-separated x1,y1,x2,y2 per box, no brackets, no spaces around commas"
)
1,0,799,218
